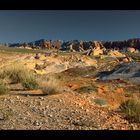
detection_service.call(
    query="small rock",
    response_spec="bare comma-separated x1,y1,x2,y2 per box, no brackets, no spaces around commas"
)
48,114,53,117
72,120,83,126
20,100,25,104
10,126,14,129
16,96,20,99
45,105,49,109
81,106,84,109
26,112,30,116
29,101,33,104
4,98,7,102
43,111,46,116
33,120,40,126
26,95,30,97
86,109,89,112
18,113,21,116
38,101,42,106
58,99,63,102
44,120,48,123
9,99,14,104
39,97,44,100
65,116,70,120
42,107,46,111
23,117,27,120
0,113,4,120
7,105,11,108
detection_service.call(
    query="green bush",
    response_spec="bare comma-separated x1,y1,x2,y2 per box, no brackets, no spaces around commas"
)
0,80,9,95
120,98,140,123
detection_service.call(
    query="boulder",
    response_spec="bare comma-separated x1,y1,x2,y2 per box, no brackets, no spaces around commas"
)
108,50,125,57
81,56,97,67
34,53,40,59
92,41,106,56
127,47,135,53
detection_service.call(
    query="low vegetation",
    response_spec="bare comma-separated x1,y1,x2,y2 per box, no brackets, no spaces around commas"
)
21,74,39,90
41,78,65,95
0,65,27,83
0,80,9,95
74,85,98,93
94,98,107,106
0,46,47,54
120,97,140,123
0,64,39,90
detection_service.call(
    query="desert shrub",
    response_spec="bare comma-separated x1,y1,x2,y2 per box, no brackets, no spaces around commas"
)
41,78,64,95
0,80,9,95
0,64,27,83
0,64,39,90
94,98,107,106
120,98,140,123
21,75,39,90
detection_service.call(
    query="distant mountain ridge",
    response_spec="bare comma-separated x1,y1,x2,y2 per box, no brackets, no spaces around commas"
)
8,38,140,51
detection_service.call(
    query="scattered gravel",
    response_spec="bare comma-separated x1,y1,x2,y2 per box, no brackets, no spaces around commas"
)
0,92,138,130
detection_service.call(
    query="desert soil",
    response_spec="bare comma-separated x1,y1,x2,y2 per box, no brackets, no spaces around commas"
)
0,52,139,130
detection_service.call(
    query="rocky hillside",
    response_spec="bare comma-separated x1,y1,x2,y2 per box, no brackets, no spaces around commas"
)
103,38,140,51
8,38,140,52
96,62,140,83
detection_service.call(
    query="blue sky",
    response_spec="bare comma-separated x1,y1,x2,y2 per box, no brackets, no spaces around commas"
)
0,10,140,43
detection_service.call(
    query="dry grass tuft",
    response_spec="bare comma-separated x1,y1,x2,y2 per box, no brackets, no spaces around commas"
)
0,80,9,95
0,64,39,90
41,77,65,95
120,97,140,123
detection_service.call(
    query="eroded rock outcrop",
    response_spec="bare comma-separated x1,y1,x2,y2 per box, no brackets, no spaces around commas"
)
108,50,125,57
92,41,106,56
9,38,140,52
97,62,140,83
103,38,140,51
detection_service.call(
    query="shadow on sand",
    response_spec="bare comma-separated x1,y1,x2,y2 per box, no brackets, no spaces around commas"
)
13,93,48,96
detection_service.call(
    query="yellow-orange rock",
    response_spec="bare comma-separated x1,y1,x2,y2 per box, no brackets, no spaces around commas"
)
127,47,135,53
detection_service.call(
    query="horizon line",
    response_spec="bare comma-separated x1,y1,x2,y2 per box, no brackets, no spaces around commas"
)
0,37,140,44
